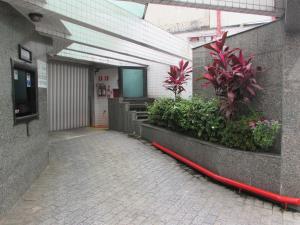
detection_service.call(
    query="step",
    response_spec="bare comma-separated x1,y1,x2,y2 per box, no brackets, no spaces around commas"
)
129,104,147,111
137,115,148,120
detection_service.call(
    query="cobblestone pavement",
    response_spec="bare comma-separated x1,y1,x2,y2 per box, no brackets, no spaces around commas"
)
0,129,300,225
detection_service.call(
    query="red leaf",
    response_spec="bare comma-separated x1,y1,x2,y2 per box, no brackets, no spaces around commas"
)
216,32,227,50
203,73,214,81
183,61,189,70
164,59,191,97
227,91,235,103
238,50,245,65
196,30,263,119
204,43,220,52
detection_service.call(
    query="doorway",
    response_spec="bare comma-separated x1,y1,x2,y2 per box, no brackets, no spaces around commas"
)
48,61,90,131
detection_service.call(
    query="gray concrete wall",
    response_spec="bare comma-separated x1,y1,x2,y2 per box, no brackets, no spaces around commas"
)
193,21,285,153
285,0,300,32
280,31,300,201
193,19,300,203
108,98,128,132
141,124,281,193
0,2,52,216
108,98,143,136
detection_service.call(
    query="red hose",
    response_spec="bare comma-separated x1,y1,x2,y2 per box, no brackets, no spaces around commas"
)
152,142,300,206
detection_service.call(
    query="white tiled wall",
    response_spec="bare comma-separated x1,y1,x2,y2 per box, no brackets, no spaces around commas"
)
147,62,193,99
94,68,118,127
94,63,193,128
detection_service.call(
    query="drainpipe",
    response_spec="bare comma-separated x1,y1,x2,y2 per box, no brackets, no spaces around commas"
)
216,10,222,37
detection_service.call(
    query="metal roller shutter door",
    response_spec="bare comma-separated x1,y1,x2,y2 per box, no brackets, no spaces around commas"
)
48,62,89,131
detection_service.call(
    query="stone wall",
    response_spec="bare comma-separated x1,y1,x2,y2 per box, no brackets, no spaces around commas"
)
193,19,300,204
0,2,52,215
141,124,282,193
281,31,300,202
193,21,285,153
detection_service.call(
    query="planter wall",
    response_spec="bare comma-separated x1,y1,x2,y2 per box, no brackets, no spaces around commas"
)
108,98,129,132
108,98,145,136
141,123,281,194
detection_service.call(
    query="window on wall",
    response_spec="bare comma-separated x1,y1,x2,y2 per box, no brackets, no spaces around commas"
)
11,60,38,124
119,67,147,98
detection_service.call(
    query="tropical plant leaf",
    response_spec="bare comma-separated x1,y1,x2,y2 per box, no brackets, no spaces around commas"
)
199,31,263,119
163,60,192,98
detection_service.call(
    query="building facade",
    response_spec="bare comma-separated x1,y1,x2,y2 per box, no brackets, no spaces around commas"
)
1,0,299,216
0,0,192,215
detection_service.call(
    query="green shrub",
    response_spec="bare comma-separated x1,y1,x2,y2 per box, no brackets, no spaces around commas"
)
165,98,192,130
251,120,281,150
147,98,175,127
221,115,258,151
179,98,225,142
148,97,225,142
147,98,280,152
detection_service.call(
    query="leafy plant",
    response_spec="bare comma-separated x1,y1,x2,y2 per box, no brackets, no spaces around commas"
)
201,32,263,119
147,98,175,127
221,114,260,151
179,98,225,142
164,98,192,130
164,59,192,98
148,97,225,142
250,119,281,149
147,98,280,152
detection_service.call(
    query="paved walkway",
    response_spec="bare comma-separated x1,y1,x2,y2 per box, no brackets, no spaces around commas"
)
0,129,299,225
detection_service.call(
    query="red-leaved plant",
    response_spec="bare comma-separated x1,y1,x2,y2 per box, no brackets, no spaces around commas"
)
201,32,262,119
164,60,192,98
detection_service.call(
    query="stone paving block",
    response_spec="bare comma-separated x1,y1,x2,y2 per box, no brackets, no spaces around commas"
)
0,130,299,225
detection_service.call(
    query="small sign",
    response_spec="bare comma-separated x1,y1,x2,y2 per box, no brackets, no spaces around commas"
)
26,74,31,87
98,75,109,81
14,70,18,80
18,45,32,63
37,60,47,88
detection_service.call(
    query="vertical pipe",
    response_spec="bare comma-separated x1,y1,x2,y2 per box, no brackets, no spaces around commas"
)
216,10,222,37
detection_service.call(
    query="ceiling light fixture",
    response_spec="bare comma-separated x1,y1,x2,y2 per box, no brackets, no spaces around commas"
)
28,13,43,22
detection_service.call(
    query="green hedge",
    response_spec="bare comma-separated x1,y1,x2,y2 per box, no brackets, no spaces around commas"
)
147,97,280,152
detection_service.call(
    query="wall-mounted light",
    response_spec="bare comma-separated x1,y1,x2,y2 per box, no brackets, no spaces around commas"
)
28,13,43,22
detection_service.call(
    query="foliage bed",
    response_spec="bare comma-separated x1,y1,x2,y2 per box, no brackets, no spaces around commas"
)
147,97,280,152
152,32,280,152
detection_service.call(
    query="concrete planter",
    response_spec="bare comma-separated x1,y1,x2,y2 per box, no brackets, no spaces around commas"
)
141,123,281,194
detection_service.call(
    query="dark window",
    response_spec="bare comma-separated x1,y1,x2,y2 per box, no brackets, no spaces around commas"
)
11,60,38,124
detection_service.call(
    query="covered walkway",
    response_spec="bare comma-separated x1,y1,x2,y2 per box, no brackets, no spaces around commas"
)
0,129,299,225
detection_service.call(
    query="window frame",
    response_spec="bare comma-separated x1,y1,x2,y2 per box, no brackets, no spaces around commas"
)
11,59,39,125
118,67,147,99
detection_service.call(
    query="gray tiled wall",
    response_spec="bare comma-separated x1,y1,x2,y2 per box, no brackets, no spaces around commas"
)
281,31,300,201
193,21,285,154
193,20,300,205
0,2,52,216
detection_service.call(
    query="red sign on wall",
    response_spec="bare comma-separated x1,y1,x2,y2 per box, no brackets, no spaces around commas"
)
98,75,109,81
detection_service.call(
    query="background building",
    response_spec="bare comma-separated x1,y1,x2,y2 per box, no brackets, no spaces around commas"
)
145,4,273,47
